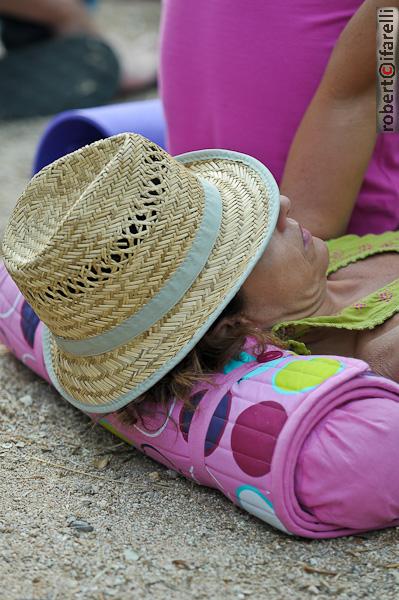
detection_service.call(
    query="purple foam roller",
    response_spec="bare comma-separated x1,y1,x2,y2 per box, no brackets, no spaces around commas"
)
33,98,166,174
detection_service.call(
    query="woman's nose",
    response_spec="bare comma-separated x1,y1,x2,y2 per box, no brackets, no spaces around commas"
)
276,195,291,232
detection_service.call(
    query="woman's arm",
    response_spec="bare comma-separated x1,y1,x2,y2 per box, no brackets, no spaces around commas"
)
281,0,396,240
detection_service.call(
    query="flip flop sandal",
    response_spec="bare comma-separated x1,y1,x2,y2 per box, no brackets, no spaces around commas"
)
0,34,121,120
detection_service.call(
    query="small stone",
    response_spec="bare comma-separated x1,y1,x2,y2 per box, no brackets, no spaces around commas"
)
124,548,140,562
172,559,190,570
81,498,93,507
148,471,160,481
15,441,25,448
19,394,33,407
1,443,13,449
93,455,111,470
66,515,77,525
80,484,97,495
165,470,178,479
68,519,94,533
307,586,320,595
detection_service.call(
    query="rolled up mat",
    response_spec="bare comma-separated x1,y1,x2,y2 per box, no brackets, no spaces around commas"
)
1,261,399,538
33,98,166,173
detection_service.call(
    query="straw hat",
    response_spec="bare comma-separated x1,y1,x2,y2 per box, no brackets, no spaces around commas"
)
2,133,280,413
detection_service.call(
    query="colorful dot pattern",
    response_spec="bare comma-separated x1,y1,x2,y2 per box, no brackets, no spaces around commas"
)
100,352,344,531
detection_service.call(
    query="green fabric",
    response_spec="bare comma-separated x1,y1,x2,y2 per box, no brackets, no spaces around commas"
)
272,231,399,354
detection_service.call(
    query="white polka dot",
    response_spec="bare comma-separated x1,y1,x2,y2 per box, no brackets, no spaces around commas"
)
237,486,290,534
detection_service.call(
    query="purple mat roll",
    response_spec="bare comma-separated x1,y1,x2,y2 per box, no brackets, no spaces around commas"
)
33,98,166,174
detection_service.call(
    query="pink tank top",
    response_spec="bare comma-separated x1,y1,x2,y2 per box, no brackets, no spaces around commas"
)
160,0,399,235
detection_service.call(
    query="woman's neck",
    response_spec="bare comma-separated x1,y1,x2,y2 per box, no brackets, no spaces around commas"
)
287,275,365,358
313,276,363,318
278,271,367,325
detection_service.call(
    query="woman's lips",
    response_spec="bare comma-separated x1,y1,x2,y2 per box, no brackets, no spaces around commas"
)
300,225,312,249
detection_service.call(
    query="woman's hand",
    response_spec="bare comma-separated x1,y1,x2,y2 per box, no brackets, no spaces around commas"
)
281,1,396,240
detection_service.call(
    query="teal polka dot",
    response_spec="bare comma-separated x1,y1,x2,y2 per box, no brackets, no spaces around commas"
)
224,351,256,374
239,357,286,381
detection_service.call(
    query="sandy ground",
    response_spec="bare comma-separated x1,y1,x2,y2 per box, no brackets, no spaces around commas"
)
1,2,399,599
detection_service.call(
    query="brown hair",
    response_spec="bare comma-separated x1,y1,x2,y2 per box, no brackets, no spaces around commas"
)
116,291,284,426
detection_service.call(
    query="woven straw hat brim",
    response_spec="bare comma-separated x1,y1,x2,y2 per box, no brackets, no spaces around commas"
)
42,149,280,413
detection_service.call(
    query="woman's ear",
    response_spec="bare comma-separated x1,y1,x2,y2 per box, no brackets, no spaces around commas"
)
212,313,255,336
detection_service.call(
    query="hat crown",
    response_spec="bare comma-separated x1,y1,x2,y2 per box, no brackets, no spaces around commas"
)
2,133,205,340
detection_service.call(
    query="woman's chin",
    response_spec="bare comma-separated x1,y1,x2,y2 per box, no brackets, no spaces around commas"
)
314,236,330,273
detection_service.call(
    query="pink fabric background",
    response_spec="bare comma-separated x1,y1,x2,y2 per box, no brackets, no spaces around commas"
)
160,0,399,235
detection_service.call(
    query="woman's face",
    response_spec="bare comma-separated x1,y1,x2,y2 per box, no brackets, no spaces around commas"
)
240,195,330,328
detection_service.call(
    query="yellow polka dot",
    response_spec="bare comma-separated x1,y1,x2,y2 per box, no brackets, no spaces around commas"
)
274,358,341,393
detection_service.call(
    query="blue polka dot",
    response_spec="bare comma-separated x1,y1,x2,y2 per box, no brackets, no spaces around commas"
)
179,390,206,442
21,300,40,348
204,391,232,457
